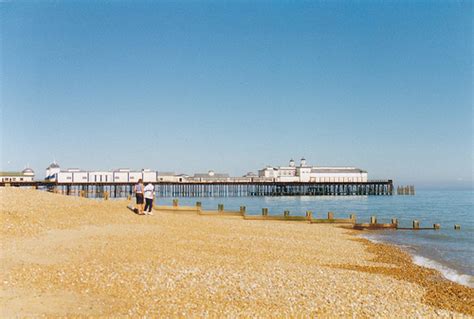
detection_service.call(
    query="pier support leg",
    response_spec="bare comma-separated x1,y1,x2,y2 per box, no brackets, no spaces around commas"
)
412,220,419,229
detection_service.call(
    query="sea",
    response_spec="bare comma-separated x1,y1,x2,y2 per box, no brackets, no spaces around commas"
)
165,189,473,288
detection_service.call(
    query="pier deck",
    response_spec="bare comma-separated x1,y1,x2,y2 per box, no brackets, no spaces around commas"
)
1,180,393,197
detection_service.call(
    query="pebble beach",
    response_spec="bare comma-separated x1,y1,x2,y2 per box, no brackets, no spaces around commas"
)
1,188,473,317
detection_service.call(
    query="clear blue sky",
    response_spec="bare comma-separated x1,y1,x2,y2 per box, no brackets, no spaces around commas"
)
1,1,472,188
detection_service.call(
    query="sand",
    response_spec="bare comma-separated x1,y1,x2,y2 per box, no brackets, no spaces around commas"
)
1,188,472,317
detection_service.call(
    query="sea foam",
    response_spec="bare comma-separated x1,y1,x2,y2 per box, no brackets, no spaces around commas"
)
361,234,473,288
412,255,473,288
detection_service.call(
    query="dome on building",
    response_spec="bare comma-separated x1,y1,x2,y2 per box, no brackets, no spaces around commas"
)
48,162,60,169
301,157,307,166
208,170,215,177
243,172,257,177
22,167,35,175
289,159,295,167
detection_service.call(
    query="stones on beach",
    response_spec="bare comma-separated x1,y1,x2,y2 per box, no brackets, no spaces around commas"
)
1,188,473,317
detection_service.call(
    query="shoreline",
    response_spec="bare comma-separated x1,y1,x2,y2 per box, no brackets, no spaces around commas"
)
346,235,474,316
360,232,474,288
1,188,473,317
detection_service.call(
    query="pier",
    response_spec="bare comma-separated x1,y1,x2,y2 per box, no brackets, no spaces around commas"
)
1,180,394,197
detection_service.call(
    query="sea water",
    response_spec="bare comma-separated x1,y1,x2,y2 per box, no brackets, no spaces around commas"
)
168,190,473,287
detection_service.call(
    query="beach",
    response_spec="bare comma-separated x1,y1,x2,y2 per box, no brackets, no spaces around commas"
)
1,188,472,317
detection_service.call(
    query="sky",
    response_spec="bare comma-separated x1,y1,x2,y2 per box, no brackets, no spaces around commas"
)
1,1,472,188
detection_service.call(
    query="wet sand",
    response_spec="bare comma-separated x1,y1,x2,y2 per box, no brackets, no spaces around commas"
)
1,188,472,317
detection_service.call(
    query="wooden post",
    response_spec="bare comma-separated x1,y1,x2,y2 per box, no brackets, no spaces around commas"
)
240,206,246,215
454,224,461,230
433,223,440,230
306,211,312,220
284,210,290,217
173,199,178,207
412,220,419,229
328,212,334,220
391,218,398,226
104,191,109,200
370,216,377,224
218,204,224,212
262,208,268,216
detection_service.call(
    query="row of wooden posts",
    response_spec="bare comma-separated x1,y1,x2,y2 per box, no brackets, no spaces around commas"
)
397,185,415,195
84,188,460,231
355,216,461,230
147,199,461,230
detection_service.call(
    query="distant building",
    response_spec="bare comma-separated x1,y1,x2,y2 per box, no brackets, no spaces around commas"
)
258,158,368,182
243,172,257,177
0,168,35,182
157,172,189,183
44,162,162,183
191,170,230,182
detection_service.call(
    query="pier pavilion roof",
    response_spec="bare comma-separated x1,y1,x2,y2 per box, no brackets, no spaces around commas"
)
21,168,35,175
310,168,367,174
194,173,229,178
0,171,25,177
47,162,60,169
158,172,176,176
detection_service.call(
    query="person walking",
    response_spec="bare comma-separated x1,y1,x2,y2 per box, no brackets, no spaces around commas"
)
134,179,145,215
144,182,155,215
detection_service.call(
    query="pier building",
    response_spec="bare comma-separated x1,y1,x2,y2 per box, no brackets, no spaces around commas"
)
45,162,162,183
191,170,230,182
258,158,368,183
2,159,392,197
157,172,189,182
0,168,35,182
43,158,367,184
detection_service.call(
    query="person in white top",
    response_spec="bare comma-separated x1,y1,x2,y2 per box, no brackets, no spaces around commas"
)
143,183,155,215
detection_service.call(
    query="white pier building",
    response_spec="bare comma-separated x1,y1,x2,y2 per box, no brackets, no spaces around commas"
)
45,162,167,183
0,168,35,182
258,158,368,183
43,158,367,184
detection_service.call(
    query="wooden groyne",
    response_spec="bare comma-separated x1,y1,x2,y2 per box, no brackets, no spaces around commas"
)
145,200,459,231
151,199,356,224
353,217,458,231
